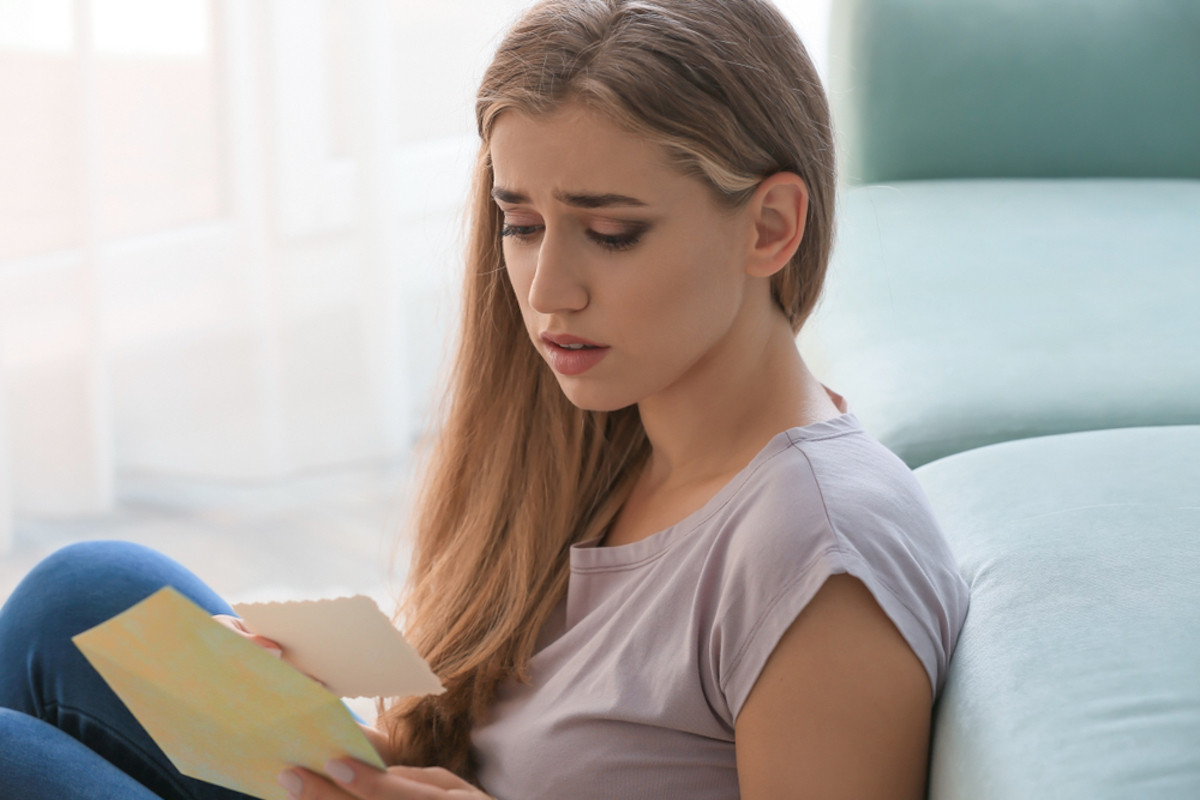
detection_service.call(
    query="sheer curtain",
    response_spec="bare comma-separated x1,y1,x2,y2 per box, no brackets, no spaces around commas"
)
0,0,829,548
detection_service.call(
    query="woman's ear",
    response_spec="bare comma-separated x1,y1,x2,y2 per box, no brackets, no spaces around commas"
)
745,172,808,278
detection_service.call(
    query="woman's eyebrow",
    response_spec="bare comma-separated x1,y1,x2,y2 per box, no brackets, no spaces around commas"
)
490,187,649,208
556,190,649,209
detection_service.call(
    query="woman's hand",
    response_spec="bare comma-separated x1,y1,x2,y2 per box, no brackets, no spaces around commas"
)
214,614,337,692
278,760,493,800
213,614,283,657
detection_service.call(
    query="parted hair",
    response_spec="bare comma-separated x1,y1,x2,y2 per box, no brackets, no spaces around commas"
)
378,0,836,781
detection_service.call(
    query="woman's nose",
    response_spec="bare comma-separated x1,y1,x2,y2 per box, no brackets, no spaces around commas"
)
527,231,588,314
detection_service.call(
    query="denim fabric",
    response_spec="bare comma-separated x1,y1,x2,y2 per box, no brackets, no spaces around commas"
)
0,540,259,800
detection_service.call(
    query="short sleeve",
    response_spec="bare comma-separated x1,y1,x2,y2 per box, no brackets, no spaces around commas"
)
711,432,969,724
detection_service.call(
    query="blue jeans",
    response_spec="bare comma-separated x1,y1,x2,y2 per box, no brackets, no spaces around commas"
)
0,540,260,800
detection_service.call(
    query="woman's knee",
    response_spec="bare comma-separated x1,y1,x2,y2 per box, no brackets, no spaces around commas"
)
0,541,233,716
0,540,232,642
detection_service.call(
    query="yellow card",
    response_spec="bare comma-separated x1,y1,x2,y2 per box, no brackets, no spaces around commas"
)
73,587,389,800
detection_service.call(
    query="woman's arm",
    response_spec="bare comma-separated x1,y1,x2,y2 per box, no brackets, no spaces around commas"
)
735,574,933,800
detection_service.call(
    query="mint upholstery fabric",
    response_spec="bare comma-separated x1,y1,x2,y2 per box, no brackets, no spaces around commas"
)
914,426,1200,799
804,178,1200,467
829,0,1200,183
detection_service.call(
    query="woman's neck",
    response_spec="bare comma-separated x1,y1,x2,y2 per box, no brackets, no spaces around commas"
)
638,308,837,484
604,309,840,547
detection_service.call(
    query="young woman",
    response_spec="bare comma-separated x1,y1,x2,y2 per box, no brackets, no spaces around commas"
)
0,1,968,798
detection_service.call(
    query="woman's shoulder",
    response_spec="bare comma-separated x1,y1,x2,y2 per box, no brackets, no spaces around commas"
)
728,413,947,553
709,413,969,702
786,415,944,539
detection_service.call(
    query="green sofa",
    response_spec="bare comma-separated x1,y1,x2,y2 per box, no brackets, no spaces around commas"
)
807,0,1200,796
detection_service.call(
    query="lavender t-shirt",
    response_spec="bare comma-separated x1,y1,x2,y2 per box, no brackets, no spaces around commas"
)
471,410,969,800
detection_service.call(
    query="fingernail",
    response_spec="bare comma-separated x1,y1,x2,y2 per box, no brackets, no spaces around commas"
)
277,770,302,795
267,647,282,658
325,759,355,784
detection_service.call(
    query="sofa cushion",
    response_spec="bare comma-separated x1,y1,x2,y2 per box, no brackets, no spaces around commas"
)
828,0,1200,183
802,178,1200,467
915,426,1200,799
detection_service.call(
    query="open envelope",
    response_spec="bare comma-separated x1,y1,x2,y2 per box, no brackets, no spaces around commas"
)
73,587,440,800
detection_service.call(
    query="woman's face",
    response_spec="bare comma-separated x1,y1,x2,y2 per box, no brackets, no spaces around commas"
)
489,103,759,412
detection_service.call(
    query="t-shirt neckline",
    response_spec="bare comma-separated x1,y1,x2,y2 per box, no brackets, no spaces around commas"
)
570,410,863,572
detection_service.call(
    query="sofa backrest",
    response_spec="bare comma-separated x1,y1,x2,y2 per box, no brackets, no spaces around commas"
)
828,0,1200,183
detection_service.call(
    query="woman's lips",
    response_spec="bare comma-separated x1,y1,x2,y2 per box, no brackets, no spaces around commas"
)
541,333,610,376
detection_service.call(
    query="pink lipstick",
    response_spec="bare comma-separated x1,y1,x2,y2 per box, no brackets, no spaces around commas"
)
540,332,610,376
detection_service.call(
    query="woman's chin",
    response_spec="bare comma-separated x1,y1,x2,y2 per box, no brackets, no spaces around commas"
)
554,379,638,413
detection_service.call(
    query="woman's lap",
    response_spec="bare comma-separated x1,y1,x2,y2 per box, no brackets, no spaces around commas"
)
0,540,256,800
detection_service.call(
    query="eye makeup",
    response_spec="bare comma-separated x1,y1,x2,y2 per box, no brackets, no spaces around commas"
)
586,227,644,252
500,220,649,253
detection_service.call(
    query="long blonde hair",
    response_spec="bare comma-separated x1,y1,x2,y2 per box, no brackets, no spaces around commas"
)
379,0,836,780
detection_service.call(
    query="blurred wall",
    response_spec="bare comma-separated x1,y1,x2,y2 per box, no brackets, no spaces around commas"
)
0,0,829,543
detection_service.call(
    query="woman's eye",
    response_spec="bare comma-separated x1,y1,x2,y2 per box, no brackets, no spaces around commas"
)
587,230,642,252
499,223,645,252
500,224,542,241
